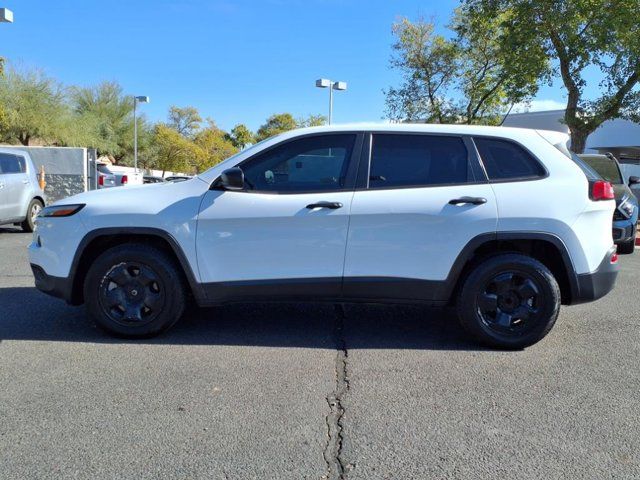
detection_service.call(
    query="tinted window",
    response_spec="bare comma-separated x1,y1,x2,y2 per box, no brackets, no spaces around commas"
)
0,153,26,174
241,134,356,192
474,137,545,180
369,134,473,188
580,155,623,184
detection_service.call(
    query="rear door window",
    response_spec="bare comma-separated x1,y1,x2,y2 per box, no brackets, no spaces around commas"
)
0,153,26,174
368,134,474,188
474,137,546,181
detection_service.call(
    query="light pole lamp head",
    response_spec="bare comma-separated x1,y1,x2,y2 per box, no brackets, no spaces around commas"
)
135,95,150,103
333,81,347,91
0,8,14,23
315,79,331,89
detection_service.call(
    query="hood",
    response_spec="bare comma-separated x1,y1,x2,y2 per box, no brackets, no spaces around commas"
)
52,177,208,207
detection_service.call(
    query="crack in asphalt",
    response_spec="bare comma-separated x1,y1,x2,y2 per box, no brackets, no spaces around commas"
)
323,303,351,480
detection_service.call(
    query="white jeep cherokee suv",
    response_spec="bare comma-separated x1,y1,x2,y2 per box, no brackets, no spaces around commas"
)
29,124,619,348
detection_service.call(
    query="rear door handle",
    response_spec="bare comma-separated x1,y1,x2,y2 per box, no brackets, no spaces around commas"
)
448,196,487,206
306,201,343,209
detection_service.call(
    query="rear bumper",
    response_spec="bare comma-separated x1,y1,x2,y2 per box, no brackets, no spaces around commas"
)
612,219,635,244
31,264,75,304
572,247,619,305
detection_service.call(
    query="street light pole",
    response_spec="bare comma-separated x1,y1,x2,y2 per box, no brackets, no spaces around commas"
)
315,79,347,124
0,8,13,23
133,95,149,173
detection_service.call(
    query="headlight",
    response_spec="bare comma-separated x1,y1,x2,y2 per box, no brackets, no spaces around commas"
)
39,204,85,218
618,196,635,219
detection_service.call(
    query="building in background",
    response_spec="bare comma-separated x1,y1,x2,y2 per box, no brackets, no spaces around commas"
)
503,109,640,163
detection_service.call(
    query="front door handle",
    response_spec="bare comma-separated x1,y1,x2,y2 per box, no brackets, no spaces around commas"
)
306,201,343,210
448,196,487,206
22,179,29,184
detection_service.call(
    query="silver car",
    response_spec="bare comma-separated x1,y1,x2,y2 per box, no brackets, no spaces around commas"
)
97,163,117,188
0,148,46,232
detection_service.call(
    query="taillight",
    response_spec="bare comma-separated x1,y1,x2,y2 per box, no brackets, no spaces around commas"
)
98,175,104,186
121,175,128,185
590,180,615,201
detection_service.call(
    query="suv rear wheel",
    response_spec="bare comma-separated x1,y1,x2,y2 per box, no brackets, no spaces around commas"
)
457,253,560,349
84,244,186,338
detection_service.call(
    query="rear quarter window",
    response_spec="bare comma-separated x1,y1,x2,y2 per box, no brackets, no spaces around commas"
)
474,137,546,181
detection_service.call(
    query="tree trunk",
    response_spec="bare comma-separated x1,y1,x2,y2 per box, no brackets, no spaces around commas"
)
569,128,589,154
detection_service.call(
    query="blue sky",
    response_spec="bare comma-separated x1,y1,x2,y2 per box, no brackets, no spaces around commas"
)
2,0,567,131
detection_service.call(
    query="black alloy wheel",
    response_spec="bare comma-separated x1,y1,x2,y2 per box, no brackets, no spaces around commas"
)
84,243,186,338
98,262,164,327
457,253,561,349
476,271,543,337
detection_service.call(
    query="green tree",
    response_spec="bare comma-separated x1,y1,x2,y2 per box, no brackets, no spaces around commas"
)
467,0,640,152
194,125,238,173
386,12,542,124
69,81,137,163
152,124,200,177
0,67,68,145
386,19,460,123
228,123,254,149
255,113,298,142
297,114,327,127
167,105,202,138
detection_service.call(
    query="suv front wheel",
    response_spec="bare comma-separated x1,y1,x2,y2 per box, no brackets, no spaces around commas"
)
457,254,561,349
84,244,186,338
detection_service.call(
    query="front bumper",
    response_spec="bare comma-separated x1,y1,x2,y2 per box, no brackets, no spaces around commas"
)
572,247,619,304
31,264,74,304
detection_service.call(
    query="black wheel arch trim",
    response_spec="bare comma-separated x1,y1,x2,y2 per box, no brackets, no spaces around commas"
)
59,229,583,307
67,227,205,305
442,231,580,305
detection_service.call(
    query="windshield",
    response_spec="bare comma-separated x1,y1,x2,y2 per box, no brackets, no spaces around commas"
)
579,155,623,184
552,143,602,181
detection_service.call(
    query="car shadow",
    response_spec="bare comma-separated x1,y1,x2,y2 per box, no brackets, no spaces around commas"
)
0,286,485,351
0,227,26,234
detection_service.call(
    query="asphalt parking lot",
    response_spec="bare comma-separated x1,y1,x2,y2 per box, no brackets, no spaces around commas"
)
1,227,639,479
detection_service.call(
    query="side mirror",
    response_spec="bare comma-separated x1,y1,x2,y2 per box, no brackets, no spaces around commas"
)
217,167,245,191
629,176,640,186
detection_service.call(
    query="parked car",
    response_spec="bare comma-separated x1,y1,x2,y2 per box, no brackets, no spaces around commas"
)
164,175,191,182
29,124,619,349
578,153,639,254
143,175,165,184
97,163,117,189
110,169,144,187
0,148,45,232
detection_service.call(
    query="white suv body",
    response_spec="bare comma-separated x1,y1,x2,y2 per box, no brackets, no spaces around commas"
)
28,124,619,348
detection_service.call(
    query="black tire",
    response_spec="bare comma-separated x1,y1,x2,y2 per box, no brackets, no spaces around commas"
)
83,243,186,338
617,237,635,255
21,198,44,232
456,253,560,350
